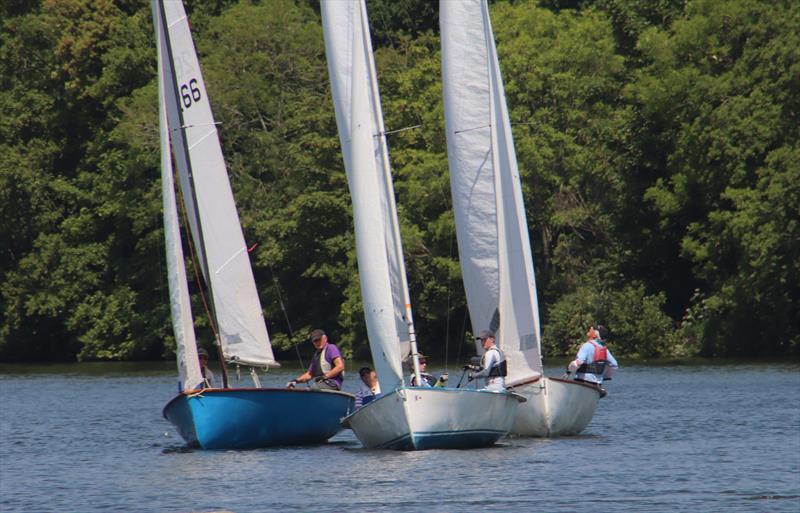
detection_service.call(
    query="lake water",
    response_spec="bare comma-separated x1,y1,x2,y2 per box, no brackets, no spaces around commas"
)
1,361,798,512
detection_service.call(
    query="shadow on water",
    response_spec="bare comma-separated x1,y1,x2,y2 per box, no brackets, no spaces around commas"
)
160,444,197,454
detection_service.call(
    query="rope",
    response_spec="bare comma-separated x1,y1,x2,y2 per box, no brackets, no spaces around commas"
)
268,262,304,368
175,180,219,340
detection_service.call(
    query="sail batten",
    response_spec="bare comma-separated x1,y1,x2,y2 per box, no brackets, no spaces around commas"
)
442,0,543,384
156,0,276,368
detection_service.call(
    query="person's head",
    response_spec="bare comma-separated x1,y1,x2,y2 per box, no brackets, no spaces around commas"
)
310,328,328,350
586,326,599,340
477,330,496,350
418,357,427,369
359,366,377,387
197,347,209,364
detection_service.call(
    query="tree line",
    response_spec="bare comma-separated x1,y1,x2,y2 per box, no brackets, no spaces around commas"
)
0,0,797,363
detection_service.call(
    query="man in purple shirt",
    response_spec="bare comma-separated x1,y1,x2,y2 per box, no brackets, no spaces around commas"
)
286,329,345,391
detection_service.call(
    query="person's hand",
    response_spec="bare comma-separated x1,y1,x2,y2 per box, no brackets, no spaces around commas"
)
285,380,297,388
439,373,449,382
463,364,480,371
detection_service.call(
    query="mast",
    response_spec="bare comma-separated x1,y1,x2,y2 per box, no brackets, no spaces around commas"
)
356,0,422,386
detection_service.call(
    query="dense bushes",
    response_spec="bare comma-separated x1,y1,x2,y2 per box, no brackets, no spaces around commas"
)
0,0,797,362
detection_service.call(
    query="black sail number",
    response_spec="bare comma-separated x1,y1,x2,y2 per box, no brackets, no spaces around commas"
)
180,78,202,109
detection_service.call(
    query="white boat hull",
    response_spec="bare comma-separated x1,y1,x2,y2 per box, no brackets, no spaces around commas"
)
342,387,521,450
509,377,601,437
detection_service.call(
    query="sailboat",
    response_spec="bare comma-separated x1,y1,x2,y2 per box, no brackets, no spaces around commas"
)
321,0,522,450
440,0,602,437
152,0,353,450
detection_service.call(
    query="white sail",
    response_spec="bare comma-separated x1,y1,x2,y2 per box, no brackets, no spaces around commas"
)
154,0,203,392
321,0,413,355
155,0,276,367
441,0,543,385
321,0,407,388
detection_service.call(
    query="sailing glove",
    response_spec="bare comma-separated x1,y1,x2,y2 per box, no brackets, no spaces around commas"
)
286,380,297,388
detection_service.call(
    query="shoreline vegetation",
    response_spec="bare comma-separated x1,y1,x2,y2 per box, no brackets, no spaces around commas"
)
1,0,798,363
1,355,799,375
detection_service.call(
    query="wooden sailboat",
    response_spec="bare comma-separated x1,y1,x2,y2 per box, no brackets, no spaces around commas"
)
440,0,601,437
152,0,353,450
321,0,522,450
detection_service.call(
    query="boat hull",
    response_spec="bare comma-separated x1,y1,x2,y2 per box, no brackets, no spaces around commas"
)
163,388,355,449
342,387,521,450
509,377,601,437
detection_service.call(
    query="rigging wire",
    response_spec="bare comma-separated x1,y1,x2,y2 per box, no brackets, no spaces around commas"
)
268,262,304,369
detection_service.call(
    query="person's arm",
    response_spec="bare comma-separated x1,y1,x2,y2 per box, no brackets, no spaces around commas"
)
472,351,496,378
287,365,313,386
324,356,344,380
295,370,313,383
603,349,618,379
568,343,591,373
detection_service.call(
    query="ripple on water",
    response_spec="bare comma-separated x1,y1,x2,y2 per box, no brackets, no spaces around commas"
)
1,363,799,513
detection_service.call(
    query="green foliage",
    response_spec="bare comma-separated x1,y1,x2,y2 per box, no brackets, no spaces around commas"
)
544,280,682,358
1,0,797,362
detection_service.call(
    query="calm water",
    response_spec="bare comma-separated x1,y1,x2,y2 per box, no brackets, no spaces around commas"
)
1,361,798,512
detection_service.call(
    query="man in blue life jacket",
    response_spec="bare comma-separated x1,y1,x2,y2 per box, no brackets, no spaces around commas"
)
467,330,507,392
286,329,345,391
567,325,618,397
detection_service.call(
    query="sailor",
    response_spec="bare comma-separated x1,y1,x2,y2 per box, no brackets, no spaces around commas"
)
567,325,618,397
469,330,507,392
197,347,216,388
286,329,345,391
355,367,381,408
409,356,447,387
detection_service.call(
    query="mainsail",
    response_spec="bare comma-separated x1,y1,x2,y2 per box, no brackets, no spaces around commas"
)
154,1,203,392
154,0,276,368
321,0,416,389
441,0,543,385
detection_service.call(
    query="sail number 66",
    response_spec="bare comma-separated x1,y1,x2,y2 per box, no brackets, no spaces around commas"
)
180,78,202,109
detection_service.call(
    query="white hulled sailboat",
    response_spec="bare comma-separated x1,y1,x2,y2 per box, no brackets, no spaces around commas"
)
440,0,602,437
322,0,522,450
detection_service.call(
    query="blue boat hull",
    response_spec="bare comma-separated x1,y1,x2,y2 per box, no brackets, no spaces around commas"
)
163,388,355,450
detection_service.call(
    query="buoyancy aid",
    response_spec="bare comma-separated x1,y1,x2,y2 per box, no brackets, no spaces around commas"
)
576,340,608,375
310,345,333,378
484,347,508,378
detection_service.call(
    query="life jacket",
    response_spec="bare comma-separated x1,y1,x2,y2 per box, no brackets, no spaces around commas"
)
484,347,508,378
411,372,436,387
310,345,333,378
577,340,608,375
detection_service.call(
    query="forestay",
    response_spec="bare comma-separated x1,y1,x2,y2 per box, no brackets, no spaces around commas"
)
321,0,409,389
154,1,203,392
441,0,543,385
155,0,276,368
